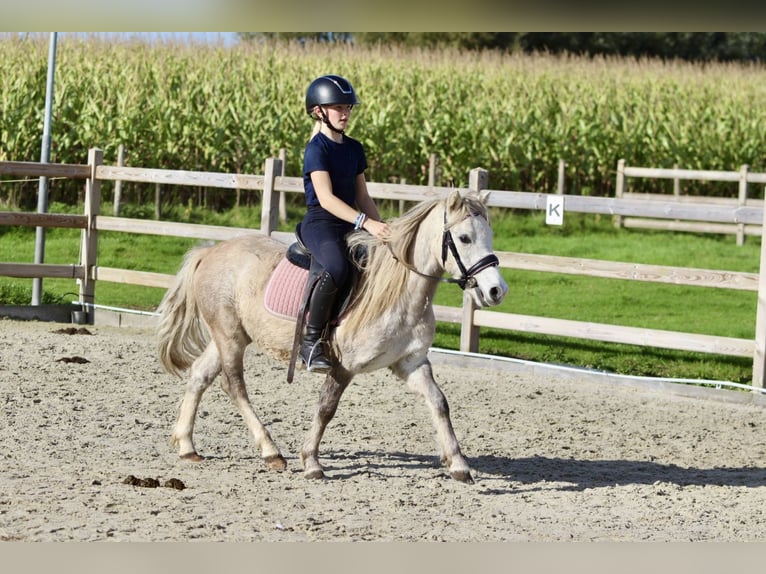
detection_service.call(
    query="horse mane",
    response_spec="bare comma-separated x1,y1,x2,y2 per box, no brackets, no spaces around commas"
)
343,190,490,335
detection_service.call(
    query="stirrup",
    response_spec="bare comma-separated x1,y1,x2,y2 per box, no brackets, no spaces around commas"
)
302,340,332,373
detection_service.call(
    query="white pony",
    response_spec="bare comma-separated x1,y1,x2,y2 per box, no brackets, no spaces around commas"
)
156,189,508,483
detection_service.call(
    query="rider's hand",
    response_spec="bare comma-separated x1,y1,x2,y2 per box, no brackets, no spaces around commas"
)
364,219,391,241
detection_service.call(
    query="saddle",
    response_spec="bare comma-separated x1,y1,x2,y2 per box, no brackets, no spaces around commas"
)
265,223,363,382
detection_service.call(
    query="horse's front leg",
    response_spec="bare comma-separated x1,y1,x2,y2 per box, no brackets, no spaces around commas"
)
394,358,473,483
300,369,351,479
216,335,287,471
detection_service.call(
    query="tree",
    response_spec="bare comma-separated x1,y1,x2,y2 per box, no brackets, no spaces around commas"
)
354,32,516,52
236,32,766,63
518,32,766,63
237,32,353,44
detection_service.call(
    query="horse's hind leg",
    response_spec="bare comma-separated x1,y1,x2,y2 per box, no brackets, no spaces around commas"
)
300,370,352,479
216,333,287,471
394,359,474,484
172,341,221,461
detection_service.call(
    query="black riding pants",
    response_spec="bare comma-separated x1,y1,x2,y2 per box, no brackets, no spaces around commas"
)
300,208,354,288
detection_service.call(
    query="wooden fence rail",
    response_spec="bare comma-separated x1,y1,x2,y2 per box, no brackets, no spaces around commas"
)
2,149,766,388
615,159,766,245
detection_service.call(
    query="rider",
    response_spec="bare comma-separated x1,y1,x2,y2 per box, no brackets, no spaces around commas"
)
299,74,391,372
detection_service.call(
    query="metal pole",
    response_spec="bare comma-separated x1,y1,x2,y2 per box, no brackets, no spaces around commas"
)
31,32,57,305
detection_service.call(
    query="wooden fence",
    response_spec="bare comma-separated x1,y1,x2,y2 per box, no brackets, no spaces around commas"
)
615,159,766,245
2,149,766,388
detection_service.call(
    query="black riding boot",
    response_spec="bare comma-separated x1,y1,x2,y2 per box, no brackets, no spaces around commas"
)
300,271,337,373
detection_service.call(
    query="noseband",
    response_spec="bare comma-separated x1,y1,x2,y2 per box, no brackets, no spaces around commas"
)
388,207,499,290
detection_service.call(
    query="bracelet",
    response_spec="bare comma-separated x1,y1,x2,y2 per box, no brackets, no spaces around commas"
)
354,212,367,230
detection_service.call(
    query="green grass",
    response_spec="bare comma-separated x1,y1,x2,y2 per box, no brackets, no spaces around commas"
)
0,205,759,384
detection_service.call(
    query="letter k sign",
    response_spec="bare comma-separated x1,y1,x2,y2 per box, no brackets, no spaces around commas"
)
546,195,564,226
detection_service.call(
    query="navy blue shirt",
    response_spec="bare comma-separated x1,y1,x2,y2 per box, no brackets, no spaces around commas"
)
303,132,368,208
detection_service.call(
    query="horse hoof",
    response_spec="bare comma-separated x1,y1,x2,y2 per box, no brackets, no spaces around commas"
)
264,454,287,471
180,452,204,462
451,470,474,484
304,469,325,480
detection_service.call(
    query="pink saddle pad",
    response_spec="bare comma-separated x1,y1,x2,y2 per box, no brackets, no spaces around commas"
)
263,258,309,320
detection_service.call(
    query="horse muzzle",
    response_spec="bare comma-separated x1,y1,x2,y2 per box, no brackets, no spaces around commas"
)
470,269,508,308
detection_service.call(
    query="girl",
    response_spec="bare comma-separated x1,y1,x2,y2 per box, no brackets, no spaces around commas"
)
299,74,391,372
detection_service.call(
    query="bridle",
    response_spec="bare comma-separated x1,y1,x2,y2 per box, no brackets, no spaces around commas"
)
440,211,500,289
388,207,500,290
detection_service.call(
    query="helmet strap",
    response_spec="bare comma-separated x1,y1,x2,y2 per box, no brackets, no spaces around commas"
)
318,107,345,135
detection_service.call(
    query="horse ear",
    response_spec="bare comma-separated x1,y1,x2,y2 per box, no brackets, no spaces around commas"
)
446,189,462,210
479,190,491,205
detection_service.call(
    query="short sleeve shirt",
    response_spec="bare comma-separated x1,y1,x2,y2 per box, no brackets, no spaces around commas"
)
303,132,368,208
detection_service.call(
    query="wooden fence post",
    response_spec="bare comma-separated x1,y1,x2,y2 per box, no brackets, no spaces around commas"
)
737,164,749,246
460,167,488,352
468,166,488,195
154,182,162,220
261,157,282,236
113,143,124,216
614,159,625,228
557,159,566,195
752,195,766,388
278,148,287,224
428,153,438,186
399,178,406,216
79,147,103,323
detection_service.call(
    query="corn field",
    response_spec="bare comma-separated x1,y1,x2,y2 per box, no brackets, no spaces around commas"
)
2,33,766,210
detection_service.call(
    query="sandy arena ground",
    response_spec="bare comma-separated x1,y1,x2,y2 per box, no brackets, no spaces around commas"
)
1,317,765,542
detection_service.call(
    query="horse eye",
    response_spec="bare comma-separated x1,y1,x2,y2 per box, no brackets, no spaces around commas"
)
458,234,472,245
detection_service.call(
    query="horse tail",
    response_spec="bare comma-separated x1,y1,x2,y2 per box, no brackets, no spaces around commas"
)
156,245,211,378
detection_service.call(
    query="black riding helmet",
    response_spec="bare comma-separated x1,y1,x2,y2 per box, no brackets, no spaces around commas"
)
305,75,360,134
